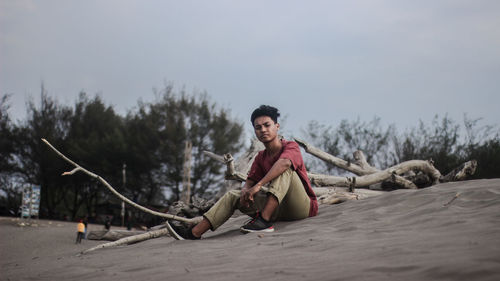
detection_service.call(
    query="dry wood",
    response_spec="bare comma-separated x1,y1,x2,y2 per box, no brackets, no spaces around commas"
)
297,138,418,189
308,173,356,187
87,230,147,241
314,187,385,199
203,151,247,181
352,150,378,173
41,138,199,224
441,160,477,182
294,138,367,175
443,192,461,207
318,192,358,205
353,150,418,189
314,186,385,205
80,228,170,255
309,160,442,188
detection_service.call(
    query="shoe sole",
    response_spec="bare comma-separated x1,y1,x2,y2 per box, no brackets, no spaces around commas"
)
165,221,185,240
239,227,275,234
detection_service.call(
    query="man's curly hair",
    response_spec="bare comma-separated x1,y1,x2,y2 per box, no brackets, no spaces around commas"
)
250,105,280,125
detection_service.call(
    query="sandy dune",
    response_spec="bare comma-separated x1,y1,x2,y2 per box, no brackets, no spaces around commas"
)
2,179,500,281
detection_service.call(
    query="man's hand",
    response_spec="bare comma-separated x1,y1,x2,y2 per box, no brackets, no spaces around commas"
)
240,184,262,208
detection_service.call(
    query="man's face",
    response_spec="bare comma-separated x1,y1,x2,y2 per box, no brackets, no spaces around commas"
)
253,116,279,143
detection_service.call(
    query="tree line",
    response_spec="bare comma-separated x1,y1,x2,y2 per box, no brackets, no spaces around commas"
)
1,85,499,225
0,85,244,226
301,116,500,183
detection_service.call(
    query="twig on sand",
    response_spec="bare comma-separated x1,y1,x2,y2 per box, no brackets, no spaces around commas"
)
443,192,461,207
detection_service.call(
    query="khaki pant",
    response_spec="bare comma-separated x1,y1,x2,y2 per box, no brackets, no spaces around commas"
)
204,168,311,230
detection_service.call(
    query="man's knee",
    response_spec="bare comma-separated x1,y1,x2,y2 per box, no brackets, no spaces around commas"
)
214,189,242,209
267,168,296,203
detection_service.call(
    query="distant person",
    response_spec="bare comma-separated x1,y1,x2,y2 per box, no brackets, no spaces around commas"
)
76,220,85,244
167,105,318,240
104,216,111,231
83,216,89,239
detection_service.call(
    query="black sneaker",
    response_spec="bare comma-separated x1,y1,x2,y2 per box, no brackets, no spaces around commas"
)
166,221,200,240
240,214,274,233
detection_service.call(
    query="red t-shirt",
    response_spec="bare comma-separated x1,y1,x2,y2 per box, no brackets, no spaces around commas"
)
247,139,318,217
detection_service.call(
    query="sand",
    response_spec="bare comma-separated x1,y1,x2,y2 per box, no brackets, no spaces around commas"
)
1,179,500,281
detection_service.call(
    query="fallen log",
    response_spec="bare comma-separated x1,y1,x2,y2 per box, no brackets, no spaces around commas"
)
441,160,477,182
87,230,147,241
80,227,170,255
309,159,441,187
314,187,385,205
353,150,418,189
314,187,385,199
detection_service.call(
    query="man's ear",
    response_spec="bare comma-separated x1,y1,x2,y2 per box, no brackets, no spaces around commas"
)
276,122,280,130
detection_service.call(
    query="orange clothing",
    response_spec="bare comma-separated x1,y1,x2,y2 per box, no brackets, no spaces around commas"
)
77,222,85,233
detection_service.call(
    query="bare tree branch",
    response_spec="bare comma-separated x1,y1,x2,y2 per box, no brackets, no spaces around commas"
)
294,138,367,175
80,228,171,255
41,138,201,224
441,160,477,182
309,160,442,187
203,151,247,181
297,138,421,189
353,150,418,189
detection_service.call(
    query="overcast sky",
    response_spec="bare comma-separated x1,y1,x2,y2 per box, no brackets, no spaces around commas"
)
1,0,499,138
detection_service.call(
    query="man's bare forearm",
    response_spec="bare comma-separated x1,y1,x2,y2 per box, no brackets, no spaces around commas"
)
253,158,291,189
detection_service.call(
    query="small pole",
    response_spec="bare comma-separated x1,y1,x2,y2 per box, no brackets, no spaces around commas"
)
121,163,126,227
181,141,192,204
28,185,33,221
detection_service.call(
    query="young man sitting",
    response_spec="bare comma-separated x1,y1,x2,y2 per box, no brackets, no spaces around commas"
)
167,105,318,240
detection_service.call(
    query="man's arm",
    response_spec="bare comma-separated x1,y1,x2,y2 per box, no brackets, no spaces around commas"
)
253,158,291,188
241,158,292,206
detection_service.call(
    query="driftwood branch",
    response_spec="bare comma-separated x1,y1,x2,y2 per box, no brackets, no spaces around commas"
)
41,138,201,225
294,138,368,175
314,187,385,204
353,150,418,189
443,192,461,207
80,227,171,255
296,138,419,189
352,150,378,173
309,159,441,187
203,151,247,181
441,160,477,182
87,230,146,241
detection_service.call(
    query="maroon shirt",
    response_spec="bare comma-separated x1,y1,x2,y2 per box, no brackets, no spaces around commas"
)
247,139,318,217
